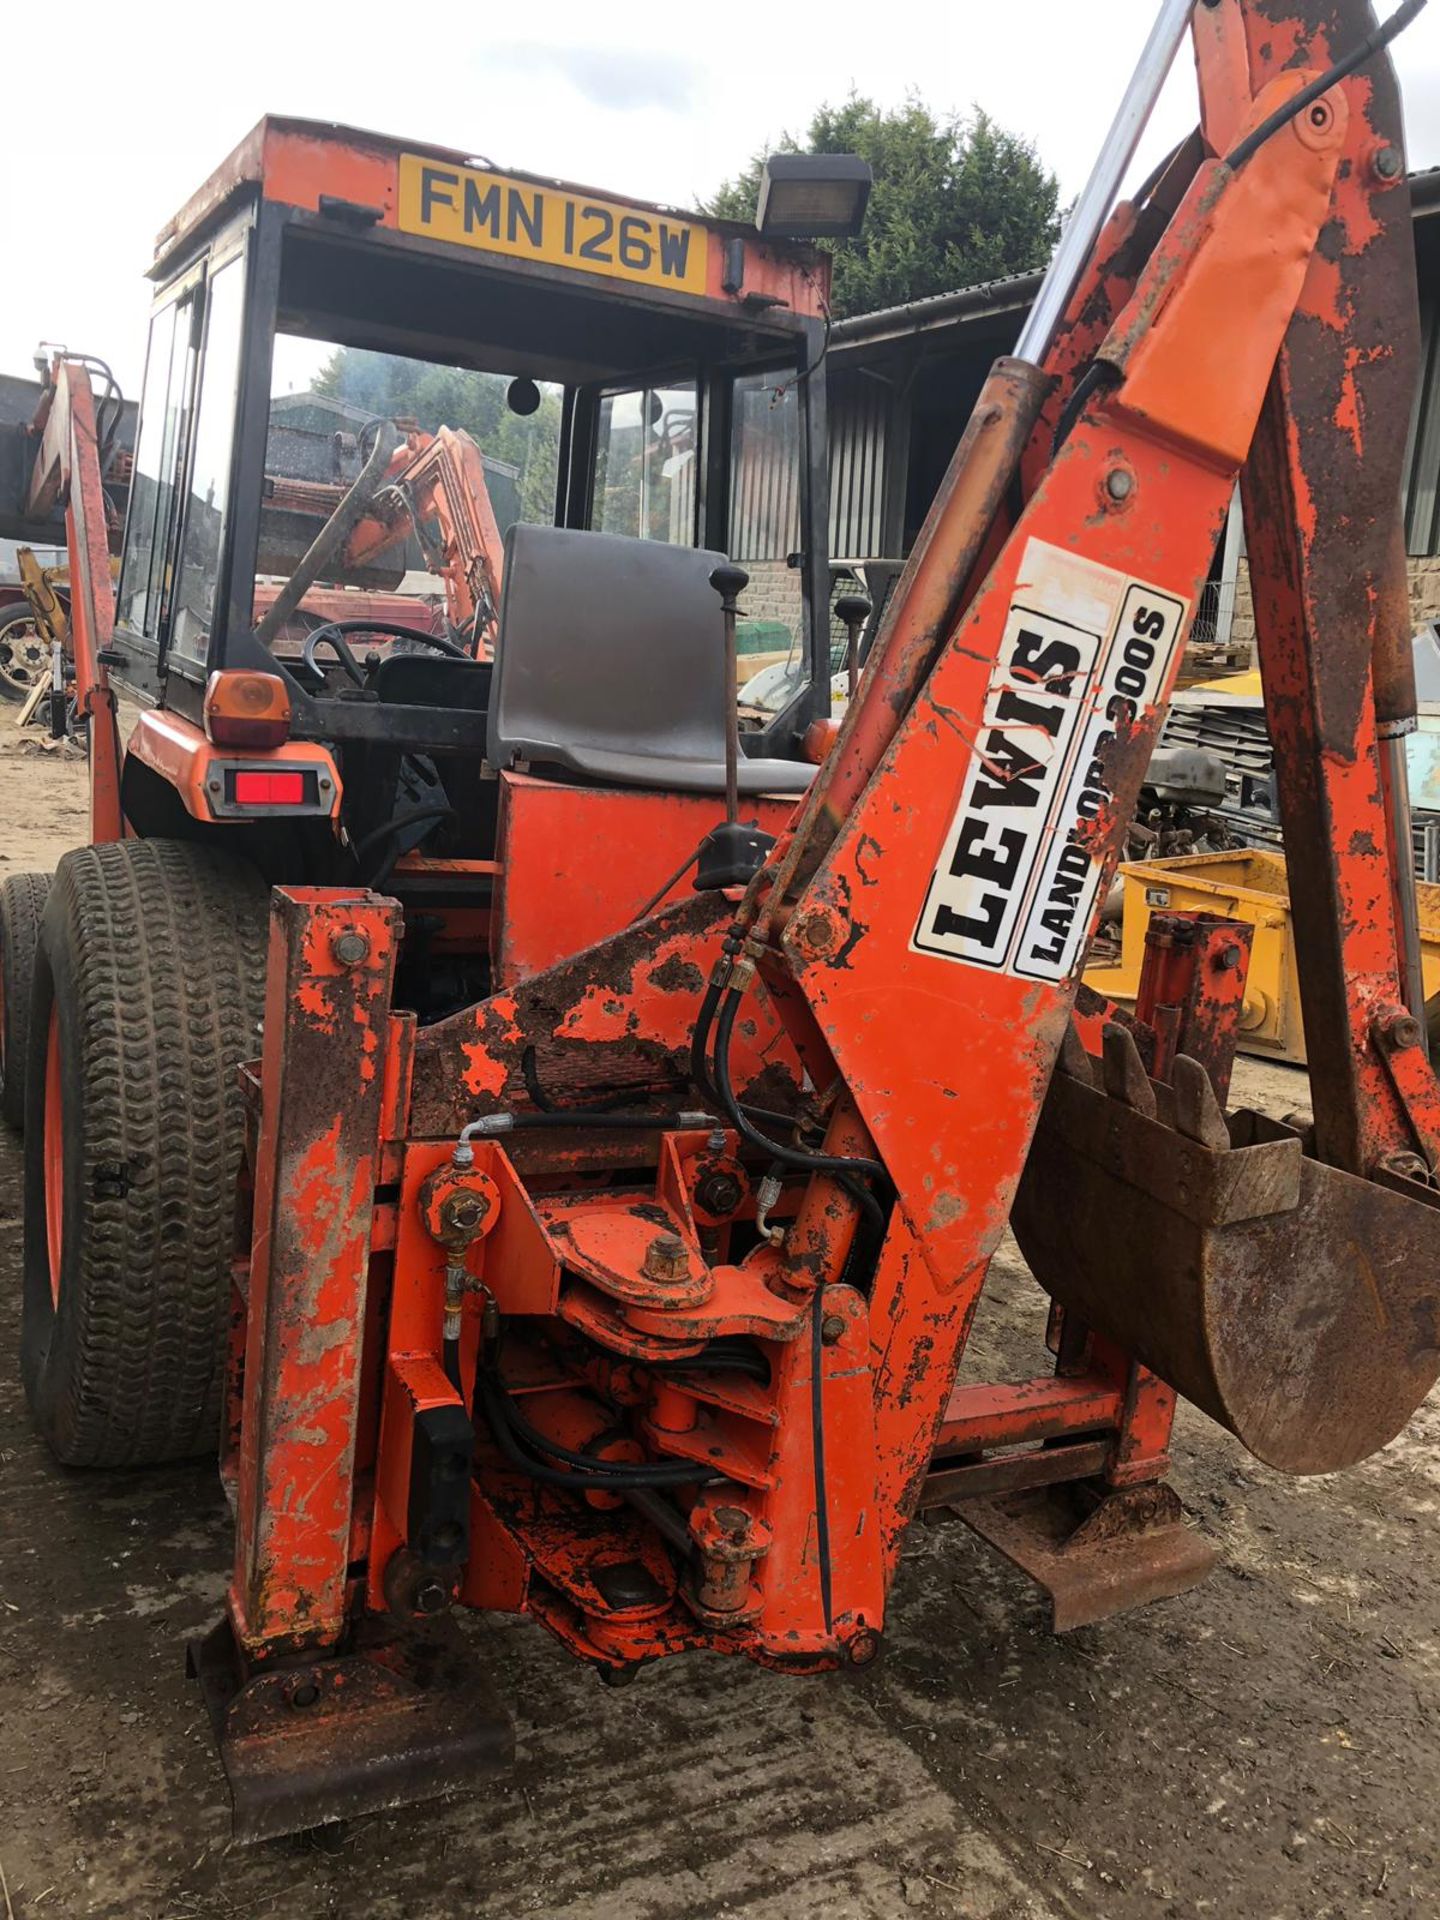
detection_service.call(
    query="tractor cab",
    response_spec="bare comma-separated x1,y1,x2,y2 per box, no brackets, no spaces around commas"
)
108,120,840,997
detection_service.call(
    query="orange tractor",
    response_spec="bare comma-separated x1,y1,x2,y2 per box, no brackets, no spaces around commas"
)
4,0,1439,1844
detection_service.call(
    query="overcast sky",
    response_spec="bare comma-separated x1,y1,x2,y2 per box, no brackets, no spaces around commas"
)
4,0,1440,394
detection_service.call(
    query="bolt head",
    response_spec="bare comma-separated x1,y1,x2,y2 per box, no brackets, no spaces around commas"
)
1375,144,1403,180
642,1231,689,1283
1105,467,1134,503
331,929,370,966
446,1195,487,1231
821,1313,847,1345
696,1170,744,1217
797,909,840,957
414,1580,449,1616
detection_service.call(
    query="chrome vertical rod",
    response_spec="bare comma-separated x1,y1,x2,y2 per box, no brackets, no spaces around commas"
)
1015,0,1197,366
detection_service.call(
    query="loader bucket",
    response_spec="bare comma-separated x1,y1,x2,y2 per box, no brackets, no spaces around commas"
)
1012,1034,1440,1474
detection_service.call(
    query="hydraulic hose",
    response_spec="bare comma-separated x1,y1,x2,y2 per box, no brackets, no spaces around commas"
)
476,1371,724,1490
711,989,889,1238
1225,0,1428,170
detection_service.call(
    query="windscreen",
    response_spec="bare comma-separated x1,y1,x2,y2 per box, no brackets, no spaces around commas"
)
253,336,563,655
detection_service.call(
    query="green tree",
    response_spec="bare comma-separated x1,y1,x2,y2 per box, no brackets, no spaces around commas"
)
707,97,1061,320
311,349,562,524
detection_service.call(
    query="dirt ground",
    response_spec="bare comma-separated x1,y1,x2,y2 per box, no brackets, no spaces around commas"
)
1,727,1438,1920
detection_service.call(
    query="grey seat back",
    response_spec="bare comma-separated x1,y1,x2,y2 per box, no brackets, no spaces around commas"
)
487,524,812,795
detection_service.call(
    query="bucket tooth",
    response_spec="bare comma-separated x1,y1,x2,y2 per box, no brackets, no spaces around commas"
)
1102,1021,1156,1117
1058,1021,1095,1086
1172,1053,1231,1151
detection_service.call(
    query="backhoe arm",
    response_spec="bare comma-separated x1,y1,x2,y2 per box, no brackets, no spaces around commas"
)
712,0,1440,1548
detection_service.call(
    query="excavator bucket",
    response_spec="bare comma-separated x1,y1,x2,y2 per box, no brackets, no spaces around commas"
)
1013,1028,1440,1474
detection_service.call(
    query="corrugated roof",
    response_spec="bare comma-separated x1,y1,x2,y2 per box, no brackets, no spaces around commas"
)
831,268,1044,351
833,167,1440,350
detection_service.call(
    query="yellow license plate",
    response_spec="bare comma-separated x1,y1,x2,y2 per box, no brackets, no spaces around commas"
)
397,156,709,297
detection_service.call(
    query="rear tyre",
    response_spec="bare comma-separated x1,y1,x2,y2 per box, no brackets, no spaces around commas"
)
0,872,51,1131
22,840,269,1467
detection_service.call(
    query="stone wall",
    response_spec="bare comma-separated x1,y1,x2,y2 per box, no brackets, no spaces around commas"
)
741,557,805,633
1226,556,1440,657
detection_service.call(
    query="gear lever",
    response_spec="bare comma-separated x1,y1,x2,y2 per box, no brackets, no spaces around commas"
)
693,562,776,892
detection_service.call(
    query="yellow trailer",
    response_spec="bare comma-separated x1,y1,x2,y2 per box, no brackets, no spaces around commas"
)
1085,847,1440,1064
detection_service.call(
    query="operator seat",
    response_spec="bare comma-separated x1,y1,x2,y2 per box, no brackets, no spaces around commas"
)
487,525,814,795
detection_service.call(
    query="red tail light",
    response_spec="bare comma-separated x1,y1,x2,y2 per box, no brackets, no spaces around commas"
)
232,770,307,805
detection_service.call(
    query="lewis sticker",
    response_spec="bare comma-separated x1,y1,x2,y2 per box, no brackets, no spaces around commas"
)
911,540,1186,979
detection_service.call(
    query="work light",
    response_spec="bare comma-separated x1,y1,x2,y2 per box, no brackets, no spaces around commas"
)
754,155,872,240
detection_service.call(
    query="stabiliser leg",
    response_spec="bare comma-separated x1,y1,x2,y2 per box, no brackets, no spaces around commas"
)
920,917,1249,1628
191,888,511,1841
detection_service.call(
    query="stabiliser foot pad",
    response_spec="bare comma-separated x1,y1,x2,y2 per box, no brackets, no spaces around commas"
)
951,1478,1217,1632
188,1613,514,1843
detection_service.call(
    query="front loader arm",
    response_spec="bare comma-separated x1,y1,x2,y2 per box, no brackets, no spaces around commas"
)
22,359,125,844
343,426,506,652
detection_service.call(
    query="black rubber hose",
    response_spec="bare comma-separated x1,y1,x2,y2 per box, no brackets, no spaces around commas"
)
712,990,889,1237
522,1043,678,1117
1226,0,1427,169
1053,360,1121,456
487,1376,707,1478
653,1344,770,1382
689,973,725,1108
688,960,835,1135
352,803,458,865
477,1374,725,1489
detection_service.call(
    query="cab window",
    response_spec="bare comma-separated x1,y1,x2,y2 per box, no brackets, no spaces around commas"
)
117,293,199,640
591,383,697,544
729,370,804,715
169,258,246,666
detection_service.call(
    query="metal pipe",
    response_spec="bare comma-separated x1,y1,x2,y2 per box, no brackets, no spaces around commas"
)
1015,0,1196,365
1383,733,1429,1044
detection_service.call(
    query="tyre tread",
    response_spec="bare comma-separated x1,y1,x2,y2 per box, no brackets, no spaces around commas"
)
33,840,267,1465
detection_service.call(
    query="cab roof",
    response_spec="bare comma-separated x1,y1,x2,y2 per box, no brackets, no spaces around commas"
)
151,115,829,324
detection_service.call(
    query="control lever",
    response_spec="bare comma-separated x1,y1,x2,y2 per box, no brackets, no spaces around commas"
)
834,592,872,699
694,562,776,892
710,563,748,825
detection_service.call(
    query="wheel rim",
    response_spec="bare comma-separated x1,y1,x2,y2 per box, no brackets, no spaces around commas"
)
43,1007,64,1307
0,615,46,695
